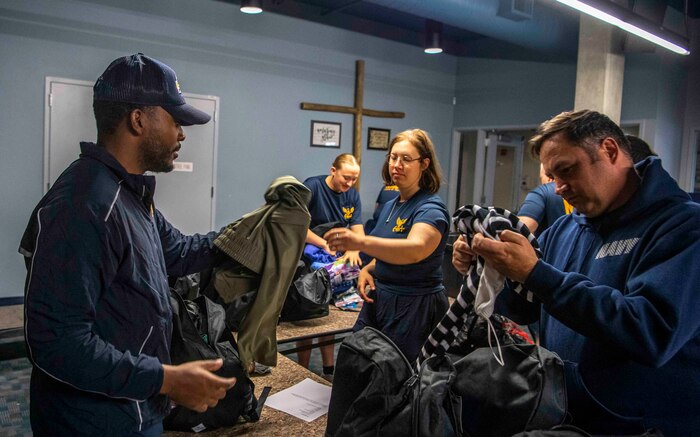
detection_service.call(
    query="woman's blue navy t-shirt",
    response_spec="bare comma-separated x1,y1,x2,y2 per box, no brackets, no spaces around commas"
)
518,182,571,237
304,175,362,228
370,189,449,295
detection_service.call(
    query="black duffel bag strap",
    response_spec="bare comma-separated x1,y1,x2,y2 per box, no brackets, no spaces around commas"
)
418,204,542,366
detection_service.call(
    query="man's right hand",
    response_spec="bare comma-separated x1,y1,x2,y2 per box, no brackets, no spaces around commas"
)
452,235,474,276
160,359,237,413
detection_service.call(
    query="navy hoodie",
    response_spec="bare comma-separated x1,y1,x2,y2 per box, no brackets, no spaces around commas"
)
501,157,700,435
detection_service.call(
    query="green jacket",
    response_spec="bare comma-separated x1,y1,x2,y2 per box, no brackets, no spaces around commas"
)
214,176,311,368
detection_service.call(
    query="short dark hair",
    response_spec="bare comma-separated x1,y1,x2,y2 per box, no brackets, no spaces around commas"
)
93,100,151,136
626,134,657,163
382,129,443,194
528,110,631,161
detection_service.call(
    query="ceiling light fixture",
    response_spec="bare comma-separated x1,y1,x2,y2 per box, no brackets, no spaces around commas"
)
424,20,443,54
240,0,263,15
556,0,690,55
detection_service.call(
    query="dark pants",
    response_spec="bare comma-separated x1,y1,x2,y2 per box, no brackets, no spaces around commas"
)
354,287,449,363
129,421,163,437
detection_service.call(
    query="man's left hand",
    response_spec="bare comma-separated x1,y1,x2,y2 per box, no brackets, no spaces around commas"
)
470,230,538,283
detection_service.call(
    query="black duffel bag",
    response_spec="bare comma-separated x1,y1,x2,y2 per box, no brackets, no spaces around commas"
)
446,313,566,436
278,221,338,322
326,311,566,437
165,290,259,432
279,259,332,322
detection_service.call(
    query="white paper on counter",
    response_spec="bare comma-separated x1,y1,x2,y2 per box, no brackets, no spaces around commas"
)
265,378,332,422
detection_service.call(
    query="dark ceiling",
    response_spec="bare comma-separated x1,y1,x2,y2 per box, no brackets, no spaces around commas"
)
217,0,697,62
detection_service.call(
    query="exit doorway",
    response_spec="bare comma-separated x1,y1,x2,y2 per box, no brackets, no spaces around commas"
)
454,127,539,213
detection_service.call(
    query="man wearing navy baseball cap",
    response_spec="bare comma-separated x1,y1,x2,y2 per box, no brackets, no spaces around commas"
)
19,53,234,436
94,52,211,127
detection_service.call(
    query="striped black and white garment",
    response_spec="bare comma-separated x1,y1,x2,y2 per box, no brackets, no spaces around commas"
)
417,204,542,366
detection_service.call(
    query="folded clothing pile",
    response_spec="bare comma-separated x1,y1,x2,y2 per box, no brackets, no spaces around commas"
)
325,260,360,295
333,286,363,311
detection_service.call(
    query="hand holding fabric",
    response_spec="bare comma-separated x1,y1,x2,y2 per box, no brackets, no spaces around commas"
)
452,235,475,276
470,230,538,283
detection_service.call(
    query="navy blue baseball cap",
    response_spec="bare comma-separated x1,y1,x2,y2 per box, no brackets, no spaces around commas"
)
93,53,210,126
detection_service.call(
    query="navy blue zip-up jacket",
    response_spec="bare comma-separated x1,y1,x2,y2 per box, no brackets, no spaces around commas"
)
499,157,700,435
19,142,219,436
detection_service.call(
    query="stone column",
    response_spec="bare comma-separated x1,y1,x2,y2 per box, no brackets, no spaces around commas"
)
573,15,626,123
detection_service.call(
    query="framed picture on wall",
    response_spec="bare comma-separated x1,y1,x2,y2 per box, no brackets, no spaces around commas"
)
310,121,341,148
367,127,391,150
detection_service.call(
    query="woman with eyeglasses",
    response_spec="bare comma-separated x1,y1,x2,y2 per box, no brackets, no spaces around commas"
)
324,129,449,363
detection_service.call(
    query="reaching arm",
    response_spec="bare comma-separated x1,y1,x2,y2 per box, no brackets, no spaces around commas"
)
517,185,548,234
305,228,335,256
324,222,442,265
518,216,539,234
155,209,219,277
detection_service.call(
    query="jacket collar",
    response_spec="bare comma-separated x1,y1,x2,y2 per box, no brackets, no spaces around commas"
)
80,142,156,205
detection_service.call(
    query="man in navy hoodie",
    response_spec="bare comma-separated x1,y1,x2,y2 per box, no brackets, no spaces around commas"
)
20,54,236,436
453,110,700,435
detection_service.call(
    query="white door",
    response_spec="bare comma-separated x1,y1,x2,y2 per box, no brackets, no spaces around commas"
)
473,130,524,211
44,77,219,234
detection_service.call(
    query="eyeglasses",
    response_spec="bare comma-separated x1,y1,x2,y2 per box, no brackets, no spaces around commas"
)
387,154,423,165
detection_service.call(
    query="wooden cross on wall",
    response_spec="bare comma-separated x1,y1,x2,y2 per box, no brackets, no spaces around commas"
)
301,60,405,188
